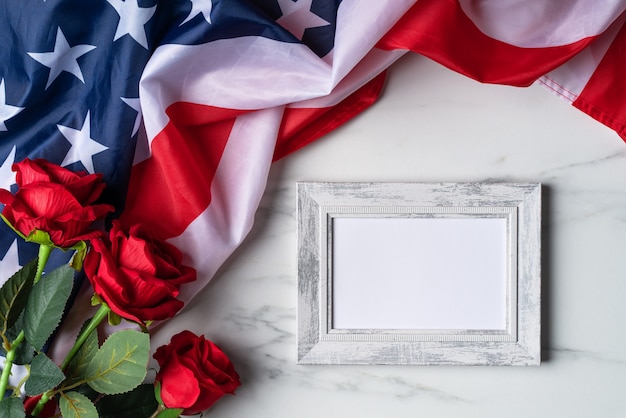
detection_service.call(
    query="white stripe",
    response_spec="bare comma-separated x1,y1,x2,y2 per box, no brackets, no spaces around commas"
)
538,12,626,102
460,0,626,48
289,48,407,109
167,107,283,304
139,1,416,145
328,0,415,86
140,37,331,141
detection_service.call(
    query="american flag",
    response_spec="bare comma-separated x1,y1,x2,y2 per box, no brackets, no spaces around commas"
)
1,0,625,344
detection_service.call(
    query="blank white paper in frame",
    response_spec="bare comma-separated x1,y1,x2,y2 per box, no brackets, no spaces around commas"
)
297,182,541,366
331,216,508,331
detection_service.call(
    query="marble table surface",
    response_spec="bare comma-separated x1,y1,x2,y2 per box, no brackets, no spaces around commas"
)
153,54,626,417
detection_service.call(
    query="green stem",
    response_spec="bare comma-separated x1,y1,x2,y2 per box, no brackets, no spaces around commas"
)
31,304,112,416
149,404,167,418
149,404,183,418
30,391,50,417
34,244,53,284
0,330,25,397
60,303,111,372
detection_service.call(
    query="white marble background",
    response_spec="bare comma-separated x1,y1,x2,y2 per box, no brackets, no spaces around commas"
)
153,54,626,417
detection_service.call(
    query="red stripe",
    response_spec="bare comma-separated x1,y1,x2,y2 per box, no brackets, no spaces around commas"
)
573,21,626,141
122,72,385,238
120,103,248,240
273,72,386,161
377,0,596,87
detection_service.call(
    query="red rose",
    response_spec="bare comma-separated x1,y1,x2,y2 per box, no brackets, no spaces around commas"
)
154,331,241,415
83,221,196,325
0,158,113,248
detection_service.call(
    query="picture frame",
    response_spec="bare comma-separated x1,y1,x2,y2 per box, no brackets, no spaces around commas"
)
296,182,541,366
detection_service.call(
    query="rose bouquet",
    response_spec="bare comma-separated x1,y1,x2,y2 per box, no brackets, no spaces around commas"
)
0,158,240,417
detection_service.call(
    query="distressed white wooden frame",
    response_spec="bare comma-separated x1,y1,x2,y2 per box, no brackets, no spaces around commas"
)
297,182,541,365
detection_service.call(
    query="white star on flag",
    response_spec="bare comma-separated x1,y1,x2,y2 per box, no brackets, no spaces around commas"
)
0,145,16,191
180,0,213,26
58,111,109,174
121,97,142,137
0,239,22,282
276,0,330,41
107,0,157,49
0,80,24,132
27,28,96,89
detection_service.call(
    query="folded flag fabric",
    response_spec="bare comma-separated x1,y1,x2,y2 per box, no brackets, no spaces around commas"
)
0,0,625,349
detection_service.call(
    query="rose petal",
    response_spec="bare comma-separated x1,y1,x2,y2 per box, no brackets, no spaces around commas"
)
127,270,179,292
117,235,158,274
169,330,196,350
159,358,201,410
124,298,184,322
153,343,174,367
18,185,83,218
14,159,55,185
63,173,106,204
85,241,143,323
0,188,15,205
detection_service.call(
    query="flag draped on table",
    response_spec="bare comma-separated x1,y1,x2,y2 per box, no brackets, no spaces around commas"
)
1,0,625,344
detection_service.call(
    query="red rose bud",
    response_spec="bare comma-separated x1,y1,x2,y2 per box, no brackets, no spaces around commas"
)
83,221,196,325
154,331,241,415
0,158,114,248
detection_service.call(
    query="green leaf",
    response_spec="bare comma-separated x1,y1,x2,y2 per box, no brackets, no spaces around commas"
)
63,319,100,387
96,384,160,418
72,383,100,401
59,391,98,418
0,397,25,418
0,258,36,334
25,353,66,396
3,312,35,365
86,329,149,395
155,407,184,418
24,264,74,350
